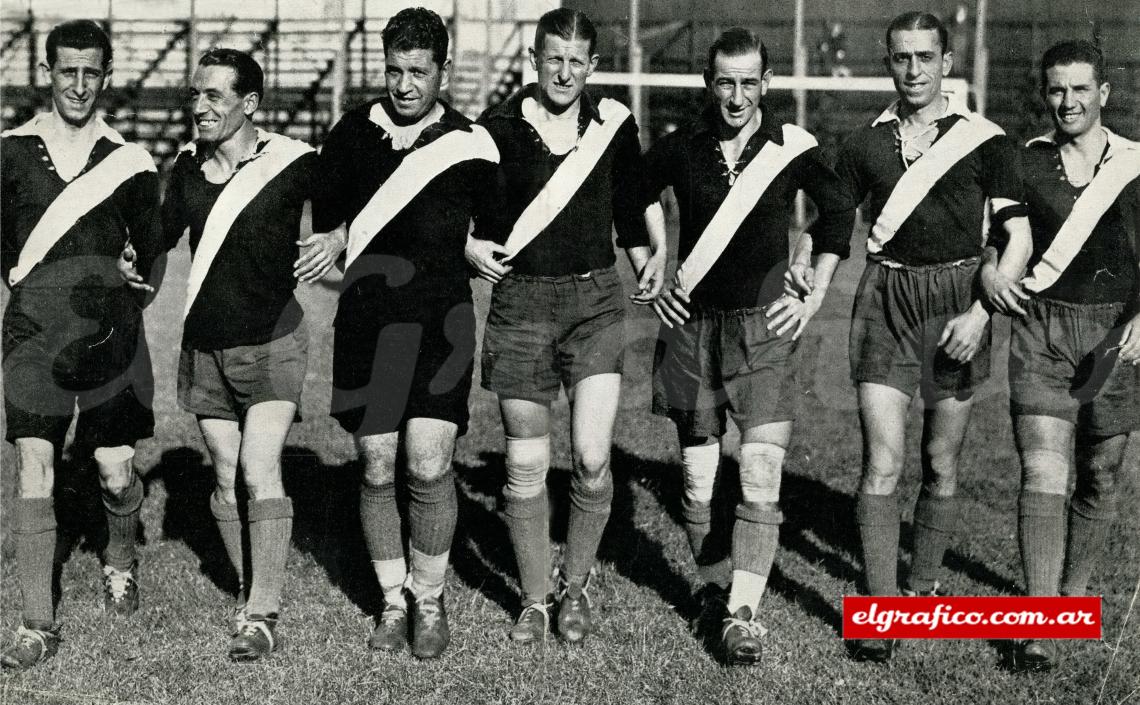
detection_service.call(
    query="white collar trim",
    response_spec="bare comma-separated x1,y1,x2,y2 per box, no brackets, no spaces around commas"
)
871,95,970,127
3,113,125,144
369,100,444,150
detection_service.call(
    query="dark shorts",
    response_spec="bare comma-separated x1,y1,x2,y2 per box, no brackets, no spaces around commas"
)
178,324,308,421
481,267,625,403
2,289,154,447
332,297,475,437
849,256,991,402
1009,297,1140,437
652,305,798,439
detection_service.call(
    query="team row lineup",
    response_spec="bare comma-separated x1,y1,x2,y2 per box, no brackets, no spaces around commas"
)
1,5,1137,674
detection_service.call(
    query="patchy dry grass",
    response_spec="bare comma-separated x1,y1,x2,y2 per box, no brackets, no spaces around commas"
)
2,224,1137,705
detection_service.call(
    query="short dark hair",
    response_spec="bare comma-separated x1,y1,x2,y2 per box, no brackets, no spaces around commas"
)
46,20,112,68
198,48,264,98
534,8,597,56
1040,40,1106,88
382,7,449,67
706,27,768,76
885,11,949,54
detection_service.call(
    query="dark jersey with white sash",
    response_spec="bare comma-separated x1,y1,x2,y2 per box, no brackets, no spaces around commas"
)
836,103,1022,266
313,99,497,315
1,117,161,294
475,85,650,277
162,130,318,350
1014,131,1140,305
643,110,855,309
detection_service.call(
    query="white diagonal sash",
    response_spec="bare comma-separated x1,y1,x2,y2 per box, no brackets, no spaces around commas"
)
183,135,313,319
8,144,156,286
1022,149,1140,293
503,98,631,257
676,125,817,291
344,125,499,269
868,117,1004,253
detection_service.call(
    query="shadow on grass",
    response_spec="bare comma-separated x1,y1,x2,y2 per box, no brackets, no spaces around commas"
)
621,449,851,638
146,447,237,597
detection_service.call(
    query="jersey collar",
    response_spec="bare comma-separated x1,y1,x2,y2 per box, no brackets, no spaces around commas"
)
3,112,125,144
871,95,970,127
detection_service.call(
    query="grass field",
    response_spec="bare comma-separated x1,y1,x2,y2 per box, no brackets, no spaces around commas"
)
1,220,1137,705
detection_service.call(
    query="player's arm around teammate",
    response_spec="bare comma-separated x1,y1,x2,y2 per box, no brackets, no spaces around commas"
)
464,8,665,645
1,20,162,671
643,28,855,666
979,40,1140,672
784,11,1030,663
122,48,338,662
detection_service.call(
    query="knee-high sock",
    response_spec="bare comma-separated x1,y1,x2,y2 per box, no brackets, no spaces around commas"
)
563,471,614,592
1061,471,1119,596
360,482,407,607
407,471,457,599
13,498,56,625
245,498,293,616
726,501,782,614
1018,491,1066,596
504,436,552,606
856,492,899,596
681,498,731,589
908,492,958,592
103,474,144,571
210,492,247,600
504,491,551,606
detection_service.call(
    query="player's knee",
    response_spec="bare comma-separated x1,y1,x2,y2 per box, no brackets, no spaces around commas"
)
212,484,239,507
1020,448,1069,495
241,456,285,500
407,465,456,506
15,439,54,498
1072,463,1120,520
95,446,136,495
504,435,549,500
681,442,719,506
864,443,904,479
406,448,452,484
572,445,610,482
739,442,785,504
362,461,397,489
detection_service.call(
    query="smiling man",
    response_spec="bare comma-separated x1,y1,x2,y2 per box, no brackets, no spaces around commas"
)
1,20,161,670
465,7,666,644
785,11,1030,662
121,47,339,661
980,40,1140,672
312,7,499,660
642,28,854,665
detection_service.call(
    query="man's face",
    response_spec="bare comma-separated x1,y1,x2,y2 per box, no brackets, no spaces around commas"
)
44,47,109,128
530,34,597,111
706,50,769,132
384,48,448,124
190,65,256,145
1043,62,1109,138
885,29,952,110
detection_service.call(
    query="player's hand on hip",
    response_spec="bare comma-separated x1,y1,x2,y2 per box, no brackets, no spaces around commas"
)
1118,312,1140,366
766,292,820,341
465,235,513,284
980,262,1028,316
294,227,347,283
937,306,989,362
117,241,154,293
784,263,815,299
632,251,667,304
653,284,691,328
